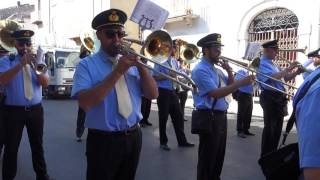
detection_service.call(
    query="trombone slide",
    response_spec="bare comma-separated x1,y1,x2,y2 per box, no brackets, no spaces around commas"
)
123,46,197,92
220,56,298,90
233,70,292,97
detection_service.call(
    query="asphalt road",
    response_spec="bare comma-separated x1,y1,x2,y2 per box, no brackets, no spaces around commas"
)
0,99,298,180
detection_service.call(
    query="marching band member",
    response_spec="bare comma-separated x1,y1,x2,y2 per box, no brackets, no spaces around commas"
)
294,48,320,180
75,45,91,142
0,45,9,157
177,58,191,121
140,95,152,127
71,9,158,180
303,48,320,78
192,33,253,180
257,40,303,157
234,68,255,138
153,40,194,151
0,30,52,180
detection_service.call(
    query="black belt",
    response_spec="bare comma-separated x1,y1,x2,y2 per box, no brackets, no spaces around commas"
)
88,124,140,136
261,90,286,98
238,91,253,97
4,103,42,112
195,109,227,114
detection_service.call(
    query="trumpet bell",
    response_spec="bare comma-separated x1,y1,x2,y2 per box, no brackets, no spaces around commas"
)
0,20,21,52
143,30,172,64
35,64,47,75
180,43,199,64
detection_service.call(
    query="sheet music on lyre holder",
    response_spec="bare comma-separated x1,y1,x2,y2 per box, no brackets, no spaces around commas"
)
243,42,261,61
130,0,169,31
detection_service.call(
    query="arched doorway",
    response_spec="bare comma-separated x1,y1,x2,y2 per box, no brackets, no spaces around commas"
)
248,7,299,96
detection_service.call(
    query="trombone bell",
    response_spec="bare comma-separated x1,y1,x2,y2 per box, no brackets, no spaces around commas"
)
143,30,172,64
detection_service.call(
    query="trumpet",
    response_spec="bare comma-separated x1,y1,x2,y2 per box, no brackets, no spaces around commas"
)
30,61,47,75
23,49,48,75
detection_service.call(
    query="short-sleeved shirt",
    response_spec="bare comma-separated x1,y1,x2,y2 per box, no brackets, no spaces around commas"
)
235,69,253,94
294,67,320,168
71,49,143,131
0,54,46,106
153,57,180,90
257,55,285,91
191,57,229,111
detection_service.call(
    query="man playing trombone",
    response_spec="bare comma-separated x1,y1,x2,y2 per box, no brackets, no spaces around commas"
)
257,40,303,157
191,33,254,180
71,9,158,180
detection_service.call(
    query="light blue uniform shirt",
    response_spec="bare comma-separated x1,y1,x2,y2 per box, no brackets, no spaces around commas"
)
293,67,320,168
0,54,45,106
71,49,143,131
235,69,253,94
191,57,229,111
257,55,285,91
153,57,180,91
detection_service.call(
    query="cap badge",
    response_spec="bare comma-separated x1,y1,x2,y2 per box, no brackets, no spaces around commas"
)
24,31,31,37
108,11,119,22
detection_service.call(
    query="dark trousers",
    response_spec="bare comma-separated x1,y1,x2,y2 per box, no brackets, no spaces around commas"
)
0,107,4,157
260,91,287,157
2,104,49,180
140,96,151,124
236,92,253,133
157,88,187,145
177,90,188,118
76,106,86,138
197,111,227,180
86,127,142,180
0,94,6,156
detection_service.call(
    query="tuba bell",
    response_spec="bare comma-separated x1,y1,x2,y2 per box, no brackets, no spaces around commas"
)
0,20,21,52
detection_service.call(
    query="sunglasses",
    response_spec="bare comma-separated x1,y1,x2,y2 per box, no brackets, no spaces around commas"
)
103,30,126,39
17,41,32,47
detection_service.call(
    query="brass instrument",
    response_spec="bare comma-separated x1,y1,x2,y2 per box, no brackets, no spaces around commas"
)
31,61,47,75
180,43,199,64
278,47,307,54
86,30,197,92
0,20,21,52
80,30,99,53
21,48,47,75
219,56,296,96
121,30,197,92
32,47,48,75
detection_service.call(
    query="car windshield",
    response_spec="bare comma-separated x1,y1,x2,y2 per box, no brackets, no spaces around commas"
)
55,51,80,68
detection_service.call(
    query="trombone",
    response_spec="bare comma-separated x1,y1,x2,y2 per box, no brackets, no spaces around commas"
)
122,31,197,92
219,56,295,96
81,30,197,92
